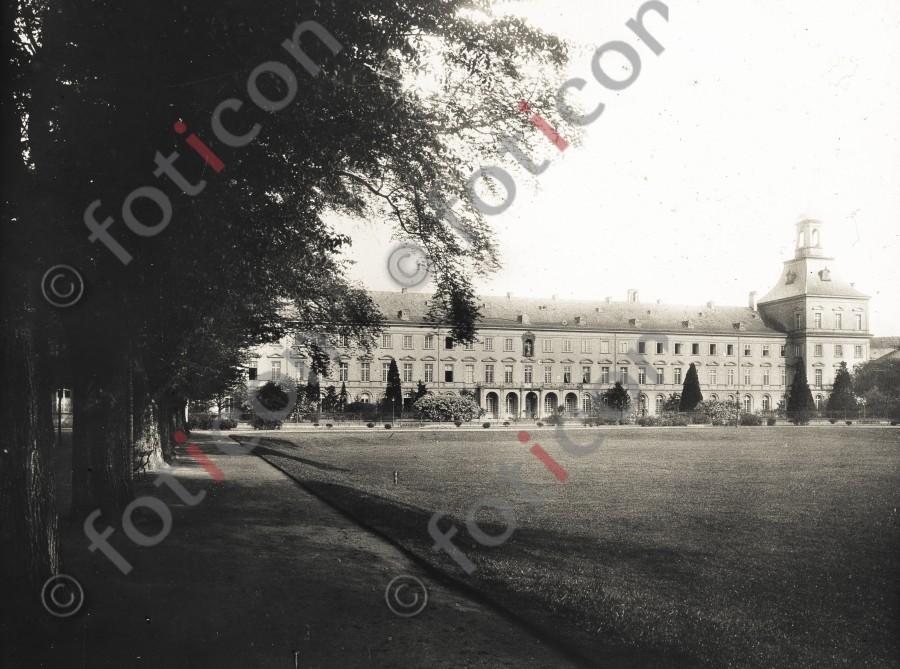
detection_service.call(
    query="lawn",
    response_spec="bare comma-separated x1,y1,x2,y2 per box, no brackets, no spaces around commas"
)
238,426,900,668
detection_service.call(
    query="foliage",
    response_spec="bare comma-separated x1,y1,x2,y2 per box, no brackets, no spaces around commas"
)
853,357,900,420
786,358,816,425
415,381,428,402
253,381,291,429
483,422,491,428
383,359,403,411
637,413,688,427
739,413,763,426
186,414,236,430
322,385,340,414
662,393,681,412
826,362,856,414
679,363,703,411
599,382,631,414
695,399,740,426
413,394,482,422
338,383,350,412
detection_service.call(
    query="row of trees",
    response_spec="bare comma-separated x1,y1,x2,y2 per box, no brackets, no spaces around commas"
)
2,1,573,594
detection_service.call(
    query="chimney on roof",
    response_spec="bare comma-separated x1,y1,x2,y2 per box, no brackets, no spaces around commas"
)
401,287,407,293
506,292,512,299
627,289,638,303
749,291,757,311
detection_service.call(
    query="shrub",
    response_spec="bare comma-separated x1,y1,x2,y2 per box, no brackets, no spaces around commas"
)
366,422,375,428
251,415,282,430
536,422,544,427
739,413,763,426
690,412,710,425
454,420,462,427
326,423,333,428
413,394,482,422
767,417,776,426
845,420,852,425
186,414,238,430
829,418,837,424
503,421,510,426
384,423,392,429
482,422,491,428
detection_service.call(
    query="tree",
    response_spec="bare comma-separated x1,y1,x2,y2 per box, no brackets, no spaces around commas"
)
853,357,900,420
826,361,856,416
415,381,428,402
253,381,291,429
338,383,349,413
786,358,816,425
679,363,703,411
414,394,482,422
663,393,681,412
306,369,321,407
384,359,403,413
322,385,339,414
600,382,631,416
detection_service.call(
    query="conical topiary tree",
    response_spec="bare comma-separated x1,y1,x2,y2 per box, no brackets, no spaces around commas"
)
786,358,816,425
679,363,703,412
384,359,403,414
826,361,856,418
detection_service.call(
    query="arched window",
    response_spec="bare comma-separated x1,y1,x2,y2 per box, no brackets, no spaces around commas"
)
709,394,718,402
815,395,823,410
743,395,752,412
523,339,534,357
582,395,592,412
358,393,371,404
762,395,771,411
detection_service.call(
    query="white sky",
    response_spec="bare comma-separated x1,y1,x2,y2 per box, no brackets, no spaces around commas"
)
333,0,900,335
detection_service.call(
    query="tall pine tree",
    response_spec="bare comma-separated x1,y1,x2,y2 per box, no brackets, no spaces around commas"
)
826,361,856,417
786,358,816,425
679,363,703,412
385,359,403,414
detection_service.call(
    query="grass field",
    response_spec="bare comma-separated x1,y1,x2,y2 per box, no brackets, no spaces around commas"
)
239,426,900,668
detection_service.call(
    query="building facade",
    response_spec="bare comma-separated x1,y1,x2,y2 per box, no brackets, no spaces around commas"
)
248,221,872,419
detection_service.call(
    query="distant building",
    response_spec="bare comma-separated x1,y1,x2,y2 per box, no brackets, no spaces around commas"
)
248,220,874,418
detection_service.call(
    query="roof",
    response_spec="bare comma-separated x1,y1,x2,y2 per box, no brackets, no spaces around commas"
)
371,291,785,337
758,256,868,304
870,336,900,361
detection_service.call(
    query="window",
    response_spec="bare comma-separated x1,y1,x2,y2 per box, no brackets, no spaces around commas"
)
484,365,494,383
465,365,474,383
444,364,454,382
382,334,392,349
794,345,802,357
524,366,533,383
656,367,664,384
655,396,664,413
814,312,822,328
618,341,628,354
726,344,734,356
543,395,556,414
780,345,786,357
360,362,370,382
814,344,823,356
762,369,770,385
358,393,371,404
795,313,802,329
656,342,664,354
382,363,391,382
726,369,735,385
815,394,823,409
248,360,258,380
402,335,413,350
424,335,435,350
464,340,475,351
854,345,863,358
444,336,454,350
424,363,434,383
582,395,592,412
709,343,717,355
619,367,628,384
781,369,786,386
338,334,350,347
638,367,646,384
638,341,646,354
834,313,842,329
563,339,573,353
543,339,553,353
294,361,304,379
600,340,610,354
544,366,553,384
504,365,514,383
743,344,751,356
403,363,413,382
674,343,682,355
563,366,572,383
483,337,494,351
708,369,717,385
814,369,823,387
271,361,281,381
339,363,349,382
674,367,683,384
523,340,534,357
762,344,770,357
582,366,591,384
835,344,843,357
855,314,863,330
691,343,700,355
743,369,751,386
582,339,592,354
743,395,752,412
762,395,771,411
504,338,514,352
600,367,610,384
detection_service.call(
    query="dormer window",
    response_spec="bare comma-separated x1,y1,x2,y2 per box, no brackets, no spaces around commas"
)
818,268,831,281
785,270,797,285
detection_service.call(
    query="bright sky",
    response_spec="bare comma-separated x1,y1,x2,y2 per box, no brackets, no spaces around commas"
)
333,0,900,335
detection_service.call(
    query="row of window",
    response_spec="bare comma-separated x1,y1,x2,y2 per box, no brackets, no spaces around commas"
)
797,312,864,330
254,360,851,388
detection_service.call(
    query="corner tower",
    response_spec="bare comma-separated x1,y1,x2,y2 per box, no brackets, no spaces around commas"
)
758,220,871,402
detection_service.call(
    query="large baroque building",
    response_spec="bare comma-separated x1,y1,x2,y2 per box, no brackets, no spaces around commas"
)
248,221,873,419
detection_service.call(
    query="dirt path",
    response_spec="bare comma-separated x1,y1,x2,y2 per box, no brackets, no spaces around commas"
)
2,432,581,668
